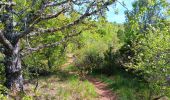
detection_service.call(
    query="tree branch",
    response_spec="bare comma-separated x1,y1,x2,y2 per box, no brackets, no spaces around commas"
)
21,30,82,57
116,0,129,11
45,0,70,8
18,8,67,39
0,1,16,6
0,45,5,53
0,30,13,50
40,9,66,21
24,0,115,36
17,0,115,41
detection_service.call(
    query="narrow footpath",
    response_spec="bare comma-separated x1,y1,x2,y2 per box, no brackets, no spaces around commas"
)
87,77,117,100
67,54,117,100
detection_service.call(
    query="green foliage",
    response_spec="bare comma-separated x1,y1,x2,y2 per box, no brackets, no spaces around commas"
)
0,94,6,100
22,49,66,79
22,96,33,100
119,0,170,98
129,25,170,97
74,19,121,74
21,12,89,78
0,85,7,100
75,41,106,73
21,14,71,76
1,0,169,99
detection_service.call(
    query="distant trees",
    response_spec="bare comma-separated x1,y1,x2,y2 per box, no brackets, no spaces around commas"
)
0,0,116,93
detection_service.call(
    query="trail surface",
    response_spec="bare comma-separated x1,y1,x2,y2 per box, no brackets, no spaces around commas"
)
87,77,117,100
67,54,117,100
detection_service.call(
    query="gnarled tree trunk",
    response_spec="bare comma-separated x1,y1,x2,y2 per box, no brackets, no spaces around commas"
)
4,42,23,93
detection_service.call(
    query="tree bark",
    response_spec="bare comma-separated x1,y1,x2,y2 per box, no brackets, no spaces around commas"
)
4,42,23,93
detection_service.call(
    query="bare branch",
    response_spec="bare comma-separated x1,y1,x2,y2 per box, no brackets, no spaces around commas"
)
45,0,70,8
116,0,129,11
33,9,67,26
41,10,66,21
18,8,67,39
0,30,13,50
72,0,91,5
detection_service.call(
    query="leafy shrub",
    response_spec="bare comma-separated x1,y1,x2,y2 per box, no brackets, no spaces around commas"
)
75,42,106,74
131,26,170,97
120,22,170,98
117,0,170,98
0,85,7,100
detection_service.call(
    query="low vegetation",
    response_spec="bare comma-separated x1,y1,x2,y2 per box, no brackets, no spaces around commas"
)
4,65,97,100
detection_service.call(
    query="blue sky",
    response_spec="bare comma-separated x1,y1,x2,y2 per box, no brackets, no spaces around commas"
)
107,0,170,23
106,0,135,23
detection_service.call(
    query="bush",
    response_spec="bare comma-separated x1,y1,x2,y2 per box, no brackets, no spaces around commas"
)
75,42,106,74
133,26,170,97
120,24,170,98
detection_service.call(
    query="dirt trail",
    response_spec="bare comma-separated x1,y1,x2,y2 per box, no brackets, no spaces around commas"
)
66,54,117,100
87,77,117,100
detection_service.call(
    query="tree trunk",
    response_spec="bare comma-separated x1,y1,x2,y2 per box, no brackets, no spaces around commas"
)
4,42,23,93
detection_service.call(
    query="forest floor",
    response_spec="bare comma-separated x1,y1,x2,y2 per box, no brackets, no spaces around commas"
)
22,54,117,100
12,54,161,100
